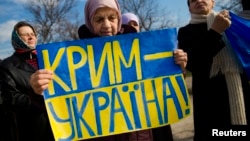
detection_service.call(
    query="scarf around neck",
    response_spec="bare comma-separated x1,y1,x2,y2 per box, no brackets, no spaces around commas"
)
189,10,242,76
189,13,208,24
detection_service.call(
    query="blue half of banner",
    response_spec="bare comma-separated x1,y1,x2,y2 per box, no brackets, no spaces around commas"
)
225,12,250,80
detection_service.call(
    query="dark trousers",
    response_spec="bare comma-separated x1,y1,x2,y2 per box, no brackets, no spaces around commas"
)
152,125,173,141
0,106,18,141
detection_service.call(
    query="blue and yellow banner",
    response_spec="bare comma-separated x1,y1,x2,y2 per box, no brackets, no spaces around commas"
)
36,28,190,141
225,12,250,81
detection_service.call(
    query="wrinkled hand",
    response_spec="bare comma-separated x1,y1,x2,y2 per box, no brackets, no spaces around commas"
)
211,10,231,34
30,69,53,95
174,49,187,70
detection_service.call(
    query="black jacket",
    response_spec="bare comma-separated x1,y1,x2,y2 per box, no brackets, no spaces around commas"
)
0,52,54,141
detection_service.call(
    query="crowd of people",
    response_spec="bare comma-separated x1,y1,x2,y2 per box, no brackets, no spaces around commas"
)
0,0,249,141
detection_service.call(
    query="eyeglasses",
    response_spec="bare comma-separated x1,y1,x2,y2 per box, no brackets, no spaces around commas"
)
19,33,36,37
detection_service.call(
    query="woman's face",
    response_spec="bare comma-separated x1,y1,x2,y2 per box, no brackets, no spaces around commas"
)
128,20,140,32
18,26,37,49
91,7,119,36
188,0,214,15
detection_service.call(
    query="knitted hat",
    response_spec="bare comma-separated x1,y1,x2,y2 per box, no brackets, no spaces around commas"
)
122,12,139,25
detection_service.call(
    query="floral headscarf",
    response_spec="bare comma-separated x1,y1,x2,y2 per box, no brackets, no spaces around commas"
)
11,21,37,51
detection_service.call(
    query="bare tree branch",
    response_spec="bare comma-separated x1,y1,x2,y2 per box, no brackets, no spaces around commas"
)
118,0,178,31
216,0,242,14
24,0,80,43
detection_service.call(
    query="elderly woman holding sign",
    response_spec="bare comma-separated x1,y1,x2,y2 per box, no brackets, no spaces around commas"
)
30,0,188,141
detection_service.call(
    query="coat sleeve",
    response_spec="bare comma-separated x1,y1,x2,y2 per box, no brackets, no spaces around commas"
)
178,25,225,73
0,60,45,112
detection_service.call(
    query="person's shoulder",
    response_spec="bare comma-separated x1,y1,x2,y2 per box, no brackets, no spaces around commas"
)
119,24,137,35
179,24,194,30
0,56,12,67
178,24,192,33
78,24,98,39
178,23,204,34
78,24,137,39
0,54,19,69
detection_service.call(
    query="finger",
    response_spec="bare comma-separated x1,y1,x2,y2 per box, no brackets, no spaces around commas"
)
30,71,53,92
175,60,186,70
174,49,183,54
221,10,230,19
36,69,53,75
33,81,50,95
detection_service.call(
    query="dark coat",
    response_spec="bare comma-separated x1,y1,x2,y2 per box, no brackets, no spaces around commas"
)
0,52,54,141
178,23,250,141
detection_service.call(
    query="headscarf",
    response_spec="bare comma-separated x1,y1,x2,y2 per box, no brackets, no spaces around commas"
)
84,0,122,33
122,12,139,25
11,21,37,52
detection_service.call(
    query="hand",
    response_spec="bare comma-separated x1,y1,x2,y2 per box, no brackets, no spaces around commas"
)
30,69,53,95
211,10,231,34
174,49,187,70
